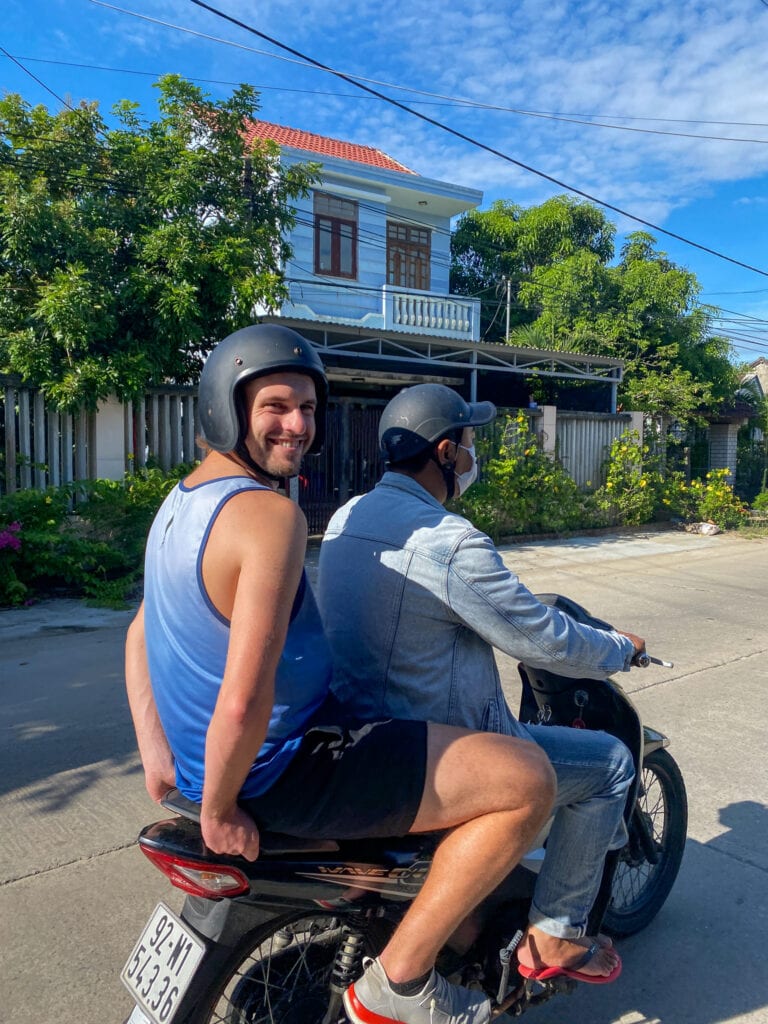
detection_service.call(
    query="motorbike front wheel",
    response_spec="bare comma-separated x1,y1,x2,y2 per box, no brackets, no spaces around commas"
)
603,747,688,937
183,909,381,1024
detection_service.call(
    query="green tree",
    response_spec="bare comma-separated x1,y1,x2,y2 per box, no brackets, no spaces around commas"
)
0,76,317,409
451,198,739,423
451,195,615,341
524,231,738,419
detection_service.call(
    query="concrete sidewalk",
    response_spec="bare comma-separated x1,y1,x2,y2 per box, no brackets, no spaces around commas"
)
1,528,767,1024
0,597,135,642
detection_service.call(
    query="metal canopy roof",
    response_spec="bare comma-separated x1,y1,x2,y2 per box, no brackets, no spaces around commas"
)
263,317,624,387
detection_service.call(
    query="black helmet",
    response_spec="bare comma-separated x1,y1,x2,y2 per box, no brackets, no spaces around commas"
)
379,383,496,463
198,324,328,455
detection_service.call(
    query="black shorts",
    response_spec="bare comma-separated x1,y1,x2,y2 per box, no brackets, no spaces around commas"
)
241,717,428,840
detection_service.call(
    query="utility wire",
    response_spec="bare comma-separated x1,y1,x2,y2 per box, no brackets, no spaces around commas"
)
0,46,73,111
7,141,766,349
8,51,768,145
182,0,768,280
4,47,764,353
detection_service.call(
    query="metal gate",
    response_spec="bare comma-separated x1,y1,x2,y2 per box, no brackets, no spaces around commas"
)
298,397,386,534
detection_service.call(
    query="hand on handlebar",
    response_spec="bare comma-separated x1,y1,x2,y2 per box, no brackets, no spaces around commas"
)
617,629,647,666
617,630,673,668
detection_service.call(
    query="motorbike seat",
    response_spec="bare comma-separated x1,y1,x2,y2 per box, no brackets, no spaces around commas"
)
160,788,340,855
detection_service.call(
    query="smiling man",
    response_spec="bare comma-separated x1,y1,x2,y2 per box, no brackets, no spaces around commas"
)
125,325,565,1024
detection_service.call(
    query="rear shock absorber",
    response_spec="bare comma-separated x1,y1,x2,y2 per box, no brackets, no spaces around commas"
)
330,926,366,994
321,924,366,1024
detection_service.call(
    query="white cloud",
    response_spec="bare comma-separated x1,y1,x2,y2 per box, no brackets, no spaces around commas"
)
62,0,768,234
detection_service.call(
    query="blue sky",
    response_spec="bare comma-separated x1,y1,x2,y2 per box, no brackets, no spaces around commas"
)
3,0,768,363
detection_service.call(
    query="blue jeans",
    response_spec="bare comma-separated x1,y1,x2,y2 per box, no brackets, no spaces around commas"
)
523,724,635,939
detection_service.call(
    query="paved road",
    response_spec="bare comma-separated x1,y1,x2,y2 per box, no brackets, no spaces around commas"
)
1,529,766,1024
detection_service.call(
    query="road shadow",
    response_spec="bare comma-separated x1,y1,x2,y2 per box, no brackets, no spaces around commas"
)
0,625,140,803
524,799,768,1024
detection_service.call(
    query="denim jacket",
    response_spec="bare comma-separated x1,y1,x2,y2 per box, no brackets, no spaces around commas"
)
317,472,635,737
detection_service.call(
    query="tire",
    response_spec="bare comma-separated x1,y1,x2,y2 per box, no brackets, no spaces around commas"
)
185,910,378,1024
603,747,688,938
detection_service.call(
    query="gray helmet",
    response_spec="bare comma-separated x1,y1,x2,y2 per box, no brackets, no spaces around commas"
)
198,324,328,455
379,383,496,463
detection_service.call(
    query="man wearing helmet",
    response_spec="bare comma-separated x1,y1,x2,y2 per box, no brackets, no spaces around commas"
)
126,327,567,1024
317,383,646,996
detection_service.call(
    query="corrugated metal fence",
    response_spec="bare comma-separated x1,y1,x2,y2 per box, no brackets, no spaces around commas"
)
556,412,635,487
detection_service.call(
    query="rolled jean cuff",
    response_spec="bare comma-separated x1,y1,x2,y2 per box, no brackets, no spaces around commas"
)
527,902,586,940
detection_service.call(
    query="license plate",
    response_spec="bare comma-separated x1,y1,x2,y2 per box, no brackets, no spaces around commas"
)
121,903,206,1024
126,1008,151,1024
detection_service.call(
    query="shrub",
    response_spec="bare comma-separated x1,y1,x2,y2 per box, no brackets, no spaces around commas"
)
687,470,750,529
658,468,749,529
593,431,658,527
0,521,26,605
454,422,749,539
0,466,190,607
454,412,599,539
752,489,768,513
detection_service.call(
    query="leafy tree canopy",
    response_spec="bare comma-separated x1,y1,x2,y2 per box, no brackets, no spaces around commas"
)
0,76,318,409
450,198,739,421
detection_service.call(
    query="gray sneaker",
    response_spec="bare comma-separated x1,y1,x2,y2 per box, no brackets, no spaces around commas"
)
343,957,491,1024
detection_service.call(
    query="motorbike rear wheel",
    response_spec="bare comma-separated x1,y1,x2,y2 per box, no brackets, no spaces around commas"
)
603,747,687,937
184,909,380,1024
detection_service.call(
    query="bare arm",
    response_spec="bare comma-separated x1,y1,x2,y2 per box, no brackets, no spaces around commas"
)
125,602,175,803
199,489,308,860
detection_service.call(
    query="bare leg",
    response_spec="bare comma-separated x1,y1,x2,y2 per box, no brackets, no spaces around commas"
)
379,723,556,983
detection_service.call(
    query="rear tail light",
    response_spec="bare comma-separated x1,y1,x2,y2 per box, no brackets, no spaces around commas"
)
140,845,250,898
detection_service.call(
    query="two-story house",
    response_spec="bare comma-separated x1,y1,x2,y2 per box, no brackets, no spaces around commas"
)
246,120,484,348
243,120,628,528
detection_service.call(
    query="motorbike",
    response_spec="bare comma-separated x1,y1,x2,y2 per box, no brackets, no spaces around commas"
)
121,594,688,1024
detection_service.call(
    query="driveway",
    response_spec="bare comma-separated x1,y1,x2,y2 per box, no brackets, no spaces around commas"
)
1,528,766,1024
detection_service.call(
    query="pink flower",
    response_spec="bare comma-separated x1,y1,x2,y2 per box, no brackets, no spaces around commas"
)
0,521,22,552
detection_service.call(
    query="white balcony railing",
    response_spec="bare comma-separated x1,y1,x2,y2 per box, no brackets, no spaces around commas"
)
383,285,480,341
278,279,481,342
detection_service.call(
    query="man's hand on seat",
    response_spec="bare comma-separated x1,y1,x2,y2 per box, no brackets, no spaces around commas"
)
145,760,177,805
201,804,261,860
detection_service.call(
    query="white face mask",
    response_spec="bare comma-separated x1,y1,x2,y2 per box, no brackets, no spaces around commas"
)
455,444,477,496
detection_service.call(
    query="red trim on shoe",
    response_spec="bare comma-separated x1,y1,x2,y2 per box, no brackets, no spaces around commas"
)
343,982,408,1024
518,953,622,986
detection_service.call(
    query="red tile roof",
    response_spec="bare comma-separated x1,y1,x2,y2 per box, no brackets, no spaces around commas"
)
244,120,415,175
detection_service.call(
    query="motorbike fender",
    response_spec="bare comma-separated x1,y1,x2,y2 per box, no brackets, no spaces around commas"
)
180,893,279,946
642,725,670,757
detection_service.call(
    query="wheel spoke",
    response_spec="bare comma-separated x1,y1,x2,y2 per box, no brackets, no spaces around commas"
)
203,912,347,1024
604,749,687,936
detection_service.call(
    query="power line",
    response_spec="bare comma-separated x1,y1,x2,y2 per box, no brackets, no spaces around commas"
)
6,140,765,347
0,46,73,111
3,53,764,355
703,288,768,296
7,51,768,146
179,0,768,281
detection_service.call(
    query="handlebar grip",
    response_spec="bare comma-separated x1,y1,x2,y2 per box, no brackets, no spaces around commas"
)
633,652,651,668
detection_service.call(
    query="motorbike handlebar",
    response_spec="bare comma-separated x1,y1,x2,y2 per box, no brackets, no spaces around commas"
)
632,651,674,669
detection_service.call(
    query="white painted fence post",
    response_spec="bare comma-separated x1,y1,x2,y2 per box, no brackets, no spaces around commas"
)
628,411,644,442
90,394,127,480
538,405,557,457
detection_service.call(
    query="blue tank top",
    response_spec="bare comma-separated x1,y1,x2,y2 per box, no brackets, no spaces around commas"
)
143,476,332,802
